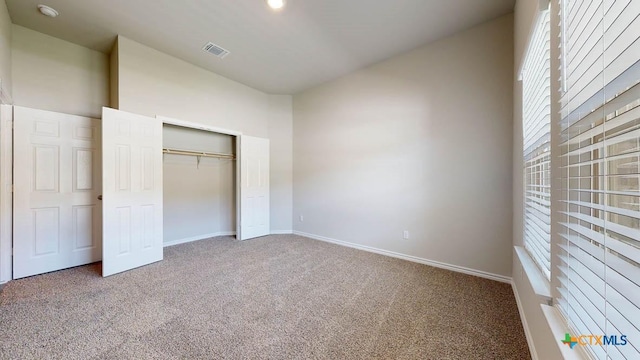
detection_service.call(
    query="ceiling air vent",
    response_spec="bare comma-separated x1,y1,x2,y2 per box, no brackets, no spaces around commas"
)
202,42,230,59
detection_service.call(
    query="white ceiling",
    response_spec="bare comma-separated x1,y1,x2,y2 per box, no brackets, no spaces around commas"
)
6,0,515,94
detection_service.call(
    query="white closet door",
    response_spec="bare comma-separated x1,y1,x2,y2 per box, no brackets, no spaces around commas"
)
238,135,270,240
102,108,163,277
13,106,102,279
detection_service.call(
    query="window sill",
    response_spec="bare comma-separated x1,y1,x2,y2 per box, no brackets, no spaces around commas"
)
541,304,590,360
514,246,552,304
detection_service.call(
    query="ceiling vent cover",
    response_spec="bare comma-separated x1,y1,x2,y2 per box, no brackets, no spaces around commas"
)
202,42,230,59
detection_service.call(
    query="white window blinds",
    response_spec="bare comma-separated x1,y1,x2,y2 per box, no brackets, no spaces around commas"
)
523,10,552,279
559,0,640,359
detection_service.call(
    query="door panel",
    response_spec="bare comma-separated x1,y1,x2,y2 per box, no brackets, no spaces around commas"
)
102,108,163,277
239,136,270,240
13,106,102,279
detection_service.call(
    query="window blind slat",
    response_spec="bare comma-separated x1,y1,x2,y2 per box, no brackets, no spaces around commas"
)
605,236,640,264
526,231,551,265
606,287,640,337
568,291,606,332
606,266,640,312
557,189,638,198
603,0,630,31
560,234,605,262
567,296,603,335
561,260,607,312
567,0,599,49
558,260,605,299
563,200,640,221
604,38,640,86
563,58,640,130
526,200,552,218
561,96,640,145
605,317,640,359
561,222,605,246
567,40,602,89
606,253,640,287
527,195,551,207
562,211,606,227
606,221,640,242
560,243,606,283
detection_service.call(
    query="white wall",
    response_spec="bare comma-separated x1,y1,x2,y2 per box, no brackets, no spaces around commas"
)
11,25,109,118
116,36,293,232
0,0,11,100
512,0,563,359
109,40,118,109
117,36,270,137
163,125,235,244
292,14,514,279
268,95,293,233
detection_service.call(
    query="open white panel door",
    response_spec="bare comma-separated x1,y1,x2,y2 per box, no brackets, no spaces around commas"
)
238,136,270,240
13,107,102,279
102,108,163,277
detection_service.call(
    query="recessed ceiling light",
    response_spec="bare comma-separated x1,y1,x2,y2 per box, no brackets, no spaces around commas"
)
266,0,285,10
37,4,59,18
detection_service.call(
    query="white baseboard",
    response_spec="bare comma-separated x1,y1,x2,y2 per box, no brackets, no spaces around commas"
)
270,230,293,235
217,231,237,237
163,231,237,247
512,281,538,360
293,231,511,284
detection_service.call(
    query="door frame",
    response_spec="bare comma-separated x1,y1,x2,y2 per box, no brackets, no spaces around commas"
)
0,105,13,284
156,116,246,240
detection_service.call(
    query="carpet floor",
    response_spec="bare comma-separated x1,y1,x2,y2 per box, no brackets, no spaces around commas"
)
0,235,530,359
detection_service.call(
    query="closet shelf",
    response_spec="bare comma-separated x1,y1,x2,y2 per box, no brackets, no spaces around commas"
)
162,148,236,160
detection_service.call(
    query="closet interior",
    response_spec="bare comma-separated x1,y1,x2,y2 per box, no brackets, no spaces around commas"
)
162,124,236,246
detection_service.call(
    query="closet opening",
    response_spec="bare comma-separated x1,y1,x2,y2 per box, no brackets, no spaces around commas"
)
162,123,237,247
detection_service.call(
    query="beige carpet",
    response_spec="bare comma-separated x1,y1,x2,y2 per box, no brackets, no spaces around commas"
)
0,235,530,359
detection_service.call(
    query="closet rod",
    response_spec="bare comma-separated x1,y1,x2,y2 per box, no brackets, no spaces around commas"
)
162,148,235,160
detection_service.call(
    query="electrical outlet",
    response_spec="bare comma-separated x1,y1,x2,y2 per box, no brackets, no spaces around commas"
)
299,215,304,222
403,230,409,240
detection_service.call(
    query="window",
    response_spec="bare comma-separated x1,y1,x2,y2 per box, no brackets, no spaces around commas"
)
558,0,640,359
522,9,552,279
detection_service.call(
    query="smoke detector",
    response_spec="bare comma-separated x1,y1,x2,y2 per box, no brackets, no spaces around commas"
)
37,5,59,18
